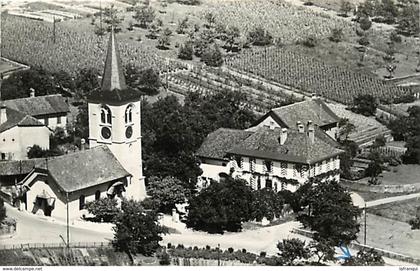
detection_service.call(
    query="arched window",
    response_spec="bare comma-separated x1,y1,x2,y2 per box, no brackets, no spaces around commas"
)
95,190,101,201
125,104,134,124
100,105,112,125
79,195,85,210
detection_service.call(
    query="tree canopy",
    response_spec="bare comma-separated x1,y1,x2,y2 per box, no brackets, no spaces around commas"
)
146,176,188,213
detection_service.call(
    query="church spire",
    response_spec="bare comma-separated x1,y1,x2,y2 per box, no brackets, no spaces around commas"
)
101,28,127,92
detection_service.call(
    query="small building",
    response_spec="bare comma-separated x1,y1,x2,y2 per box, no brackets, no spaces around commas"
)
0,105,50,160
20,145,131,219
197,121,344,192
251,98,340,140
4,93,70,131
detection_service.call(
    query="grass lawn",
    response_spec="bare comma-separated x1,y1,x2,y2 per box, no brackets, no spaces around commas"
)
359,213,420,259
368,197,420,223
354,191,407,202
358,164,420,186
0,60,20,74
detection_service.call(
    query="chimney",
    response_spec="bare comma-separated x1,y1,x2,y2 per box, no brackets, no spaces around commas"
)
0,105,7,125
308,121,315,144
297,121,304,133
279,128,288,145
29,88,35,98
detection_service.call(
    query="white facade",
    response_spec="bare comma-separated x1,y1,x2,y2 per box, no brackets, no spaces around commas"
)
0,126,50,160
199,155,341,192
88,101,146,200
37,114,68,131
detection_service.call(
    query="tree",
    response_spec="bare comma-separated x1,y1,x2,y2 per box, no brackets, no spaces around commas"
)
201,44,223,67
339,0,352,17
352,94,378,116
178,41,194,60
309,240,335,264
359,16,372,32
329,28,344,42
112,199,167,263
378,0,398,24
74,68,100,100
338,118,356,141
157,28,172,50
366,150,383,185
176,17,189,34
133,6,155,28
85,198,119,222
138,68,161,95
74,103,89,140
0,198,6,225
27,145,63,159
343,248,385,266
250,188,284,222
397,3,420,36
146,176,188,213
146,21,161,39
247,27,273,46
204,12,216,29
295,180,361,245
102,4,124,32
223,26,241,52
185,177,254,233
277,238,312,265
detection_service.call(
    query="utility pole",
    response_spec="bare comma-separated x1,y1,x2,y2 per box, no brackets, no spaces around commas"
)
217,243,220,266
364,202,367,245
66,191,69,248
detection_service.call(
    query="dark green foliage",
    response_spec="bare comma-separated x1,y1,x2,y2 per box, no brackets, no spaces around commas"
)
277,238,312,265
301,36,318,47
329,28,344,42
366,151,383,185
74,103,89,140
389,31,402,43
112,199,167,261
185,177,254,233
201,44,224,67
157,28,172,50
158,251,171,265
85,198,119,222
359,16,372,31
146,176,188,213
408,216,420,230
339,1,353,17
338,118,356,141
27,144,63,159
176,17,189,34
125,66,161,95
358,36,370,46
397,3,419,36
0,198,6,225
295,180,361,245
250,188,284,221
247,27,273,46
343,248,385,266
178,41,194,60
133,6,155,28
75,68,100,100
309,240,336,264
352,94,378,116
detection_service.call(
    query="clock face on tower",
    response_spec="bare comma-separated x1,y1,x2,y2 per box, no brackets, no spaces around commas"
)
126,126,133,139
101,127,112,139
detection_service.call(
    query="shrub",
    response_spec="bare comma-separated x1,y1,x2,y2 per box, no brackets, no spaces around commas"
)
247,27,273,46
178,42,194,60
329,28,344,42
408,216,420,230
302,36,317,47
158,251,171,265
358,36,370,46
85,198,119,222
201,44,224,67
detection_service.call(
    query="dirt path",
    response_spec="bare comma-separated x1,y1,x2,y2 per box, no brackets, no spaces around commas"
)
366,192,420,208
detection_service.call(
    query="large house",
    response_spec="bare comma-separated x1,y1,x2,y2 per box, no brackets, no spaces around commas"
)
252,97,340,140
13,29,146,219
0,105,50,160
197,114,344,192
4,92,70,131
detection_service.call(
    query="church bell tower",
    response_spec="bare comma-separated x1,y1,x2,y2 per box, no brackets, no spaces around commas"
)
87,29,146,200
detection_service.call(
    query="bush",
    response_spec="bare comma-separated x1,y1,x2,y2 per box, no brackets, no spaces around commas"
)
158,251,171,265
178,42,193,60
329,28,344,42
301,36,317,47
85,198,119,222
358,36,370,46
247,27,273,46
201,44,223,67
408,216,420,230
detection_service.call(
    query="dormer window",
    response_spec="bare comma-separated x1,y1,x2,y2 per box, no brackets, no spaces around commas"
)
125,104,134,124
100,105,112,125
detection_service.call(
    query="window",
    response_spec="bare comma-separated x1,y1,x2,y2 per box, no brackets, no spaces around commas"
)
235,156,243,169
125,104,134,124
326,159,331,171
100,105,112,125
274,182,278,192
249,158,256,172
264,160,273,173
44,118,49,126
1,153,5,160
265,179,272,189
57,116,61,124
79,195,85,210
257,177,261,190
95,190,101,201
280,162,287,176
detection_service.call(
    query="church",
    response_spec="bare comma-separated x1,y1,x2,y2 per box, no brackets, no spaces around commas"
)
18,29,146,219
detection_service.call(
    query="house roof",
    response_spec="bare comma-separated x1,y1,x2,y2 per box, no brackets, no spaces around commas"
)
0,158,47,176
196,128,253,160
0,107,45,133
255,99,339,129
3,94,70,117
87,29,142,105
197,126,343,165
38,145,131,193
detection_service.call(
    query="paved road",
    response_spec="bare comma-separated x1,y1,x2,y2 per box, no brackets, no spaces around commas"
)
2,204,113,245
366,192,420,208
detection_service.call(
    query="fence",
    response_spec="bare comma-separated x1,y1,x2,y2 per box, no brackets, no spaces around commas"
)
0,241,112,251
291,228,420,265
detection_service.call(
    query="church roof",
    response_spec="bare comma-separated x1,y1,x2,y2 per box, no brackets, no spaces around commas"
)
88,29,141,105
39,145,131,193
3,94,69,117
0,107,45,133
